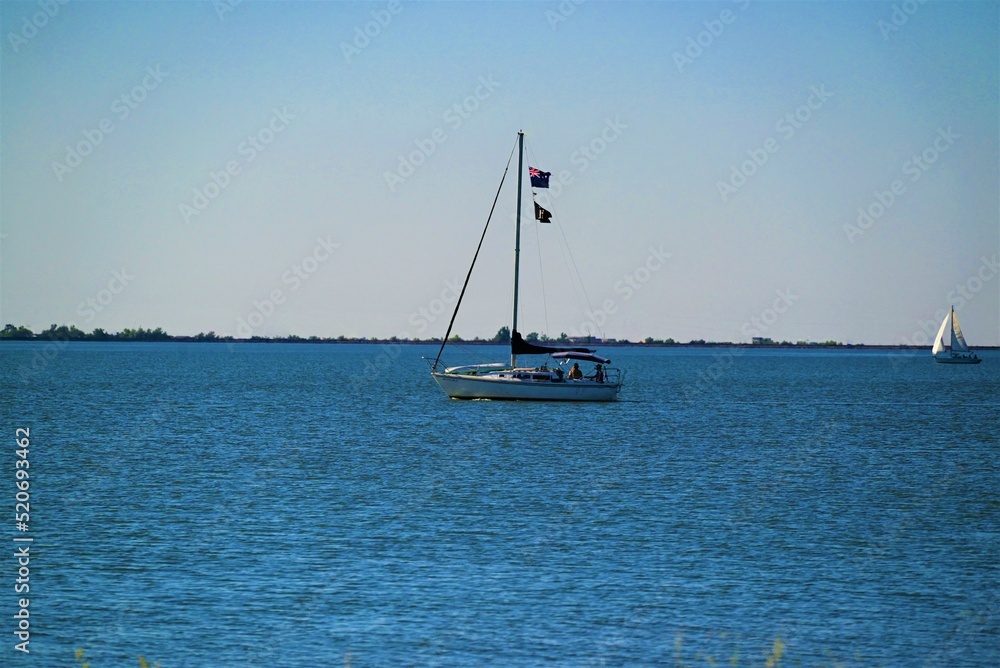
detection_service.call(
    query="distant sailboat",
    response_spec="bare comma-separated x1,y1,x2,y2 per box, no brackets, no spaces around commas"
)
932,306,981,364
429,131,624,401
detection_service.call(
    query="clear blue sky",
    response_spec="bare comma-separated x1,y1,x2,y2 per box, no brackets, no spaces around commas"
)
2,0,997,344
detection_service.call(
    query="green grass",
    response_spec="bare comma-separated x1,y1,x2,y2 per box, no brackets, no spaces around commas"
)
75,649,160,668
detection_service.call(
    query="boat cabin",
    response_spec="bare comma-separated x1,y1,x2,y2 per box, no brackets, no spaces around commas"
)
492,369,563,382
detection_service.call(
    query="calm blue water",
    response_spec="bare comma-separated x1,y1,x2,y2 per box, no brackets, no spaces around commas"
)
2,343,998,667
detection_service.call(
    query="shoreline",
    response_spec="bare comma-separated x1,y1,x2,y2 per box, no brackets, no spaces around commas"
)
2,338,997,351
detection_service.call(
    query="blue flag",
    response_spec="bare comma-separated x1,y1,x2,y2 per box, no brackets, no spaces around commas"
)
529,166,550,188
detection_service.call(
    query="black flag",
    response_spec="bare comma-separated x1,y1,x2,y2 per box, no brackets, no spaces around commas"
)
534,202,552,223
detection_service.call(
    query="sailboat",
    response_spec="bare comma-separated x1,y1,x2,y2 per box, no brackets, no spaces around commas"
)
932,306,981,364
429,131,624,401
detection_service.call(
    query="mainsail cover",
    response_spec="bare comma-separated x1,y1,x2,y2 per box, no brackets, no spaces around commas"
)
950,309,970,352
511,330,592,356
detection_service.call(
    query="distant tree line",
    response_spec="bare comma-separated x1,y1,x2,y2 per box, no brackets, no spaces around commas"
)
0,324,521,344
2,323,860,347
2,324,171,341
0,323,452,344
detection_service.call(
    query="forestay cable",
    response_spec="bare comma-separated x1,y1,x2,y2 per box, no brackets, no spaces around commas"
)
432,138,518,370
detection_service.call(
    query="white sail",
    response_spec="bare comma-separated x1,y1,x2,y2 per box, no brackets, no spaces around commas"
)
932,312,948,356
950,308,970,352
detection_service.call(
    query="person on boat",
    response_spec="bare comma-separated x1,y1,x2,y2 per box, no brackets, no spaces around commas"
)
587,364,605,383
568,363,583,380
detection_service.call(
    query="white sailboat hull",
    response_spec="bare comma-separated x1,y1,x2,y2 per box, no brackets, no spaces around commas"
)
933,352,982,365
432,372,621,401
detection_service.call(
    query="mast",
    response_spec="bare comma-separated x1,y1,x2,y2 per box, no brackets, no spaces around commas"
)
950,306,955,349
511,131,524,368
